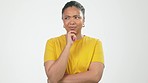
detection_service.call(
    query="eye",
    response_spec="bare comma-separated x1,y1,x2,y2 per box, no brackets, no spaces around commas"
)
64,17,70,20
74,16,81,19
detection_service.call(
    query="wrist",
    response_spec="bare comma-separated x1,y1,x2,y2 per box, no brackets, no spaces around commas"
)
66,43,72,47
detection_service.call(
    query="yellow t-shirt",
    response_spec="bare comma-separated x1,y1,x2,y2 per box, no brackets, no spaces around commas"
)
44,35,104,74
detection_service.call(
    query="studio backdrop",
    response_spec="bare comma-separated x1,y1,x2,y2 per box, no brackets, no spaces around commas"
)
0,0,148,83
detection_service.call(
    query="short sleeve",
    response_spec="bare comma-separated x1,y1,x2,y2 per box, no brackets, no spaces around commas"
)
92,40,104,64
44,39,56,62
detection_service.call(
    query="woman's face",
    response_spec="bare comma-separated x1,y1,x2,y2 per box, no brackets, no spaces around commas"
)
62,6,84,34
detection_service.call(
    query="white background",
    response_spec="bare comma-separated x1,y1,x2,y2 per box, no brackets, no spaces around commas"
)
0,0,148,83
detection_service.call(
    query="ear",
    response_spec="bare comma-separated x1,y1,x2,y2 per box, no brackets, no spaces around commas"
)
83,18,85,27
83,16,85,22
62,17,65,28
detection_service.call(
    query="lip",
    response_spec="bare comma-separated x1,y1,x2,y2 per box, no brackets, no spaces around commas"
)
70,28,75,30
69,27,76,30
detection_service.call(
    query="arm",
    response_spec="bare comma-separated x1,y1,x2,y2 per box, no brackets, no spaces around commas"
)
44,44,71,83
44,31,77,83
60,62,104,83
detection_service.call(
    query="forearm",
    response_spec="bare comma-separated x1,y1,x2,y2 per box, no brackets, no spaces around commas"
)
47,44,71,82
59,71,100,83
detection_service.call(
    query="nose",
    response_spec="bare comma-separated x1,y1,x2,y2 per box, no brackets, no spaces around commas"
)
69,18,75,25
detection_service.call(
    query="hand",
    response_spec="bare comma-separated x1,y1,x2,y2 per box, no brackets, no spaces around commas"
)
66,31,77,45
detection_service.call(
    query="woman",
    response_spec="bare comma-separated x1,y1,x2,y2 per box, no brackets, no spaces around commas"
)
44,1,104,83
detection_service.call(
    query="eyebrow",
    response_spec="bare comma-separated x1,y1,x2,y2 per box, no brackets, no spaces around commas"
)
63,15,81,17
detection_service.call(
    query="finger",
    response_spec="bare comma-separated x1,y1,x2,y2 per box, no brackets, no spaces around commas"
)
71,34,77,41
68,31,77,34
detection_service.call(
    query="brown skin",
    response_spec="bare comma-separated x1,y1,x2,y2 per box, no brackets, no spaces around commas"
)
44,6,104,83
62,6,85,41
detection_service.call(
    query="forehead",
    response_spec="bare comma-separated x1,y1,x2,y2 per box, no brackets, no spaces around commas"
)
63,6,83,16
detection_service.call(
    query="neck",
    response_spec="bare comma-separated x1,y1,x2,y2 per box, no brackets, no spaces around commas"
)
76,33,84,40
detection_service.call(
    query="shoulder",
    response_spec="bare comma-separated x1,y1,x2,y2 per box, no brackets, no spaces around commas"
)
84,35,102,43
47,35,65,43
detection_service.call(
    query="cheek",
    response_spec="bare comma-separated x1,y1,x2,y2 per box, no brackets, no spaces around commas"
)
77,21,83,26
63,21,69,27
